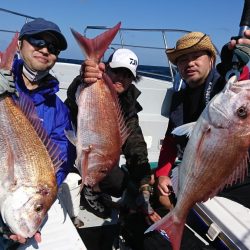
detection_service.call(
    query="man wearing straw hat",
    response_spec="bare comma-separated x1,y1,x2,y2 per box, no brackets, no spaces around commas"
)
142,30,250,250
155,31,250,209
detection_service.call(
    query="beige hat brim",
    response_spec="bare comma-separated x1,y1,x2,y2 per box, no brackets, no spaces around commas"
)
166,34,216,65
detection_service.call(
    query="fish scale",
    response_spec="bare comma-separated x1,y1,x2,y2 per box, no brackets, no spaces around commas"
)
1,97,53,181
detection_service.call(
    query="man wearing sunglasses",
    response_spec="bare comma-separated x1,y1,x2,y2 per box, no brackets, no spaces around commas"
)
0,18,75,247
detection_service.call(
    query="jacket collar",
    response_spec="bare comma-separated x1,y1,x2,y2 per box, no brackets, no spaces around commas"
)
12,57,60,105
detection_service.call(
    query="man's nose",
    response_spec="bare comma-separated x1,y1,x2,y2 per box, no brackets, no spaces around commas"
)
39,46,49,54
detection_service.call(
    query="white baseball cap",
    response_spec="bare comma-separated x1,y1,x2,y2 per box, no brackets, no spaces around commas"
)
108,48,139,77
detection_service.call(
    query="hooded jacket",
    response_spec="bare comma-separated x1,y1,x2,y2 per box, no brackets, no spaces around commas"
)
12,58,74,185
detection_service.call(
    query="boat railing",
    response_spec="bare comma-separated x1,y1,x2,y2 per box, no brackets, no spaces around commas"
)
0,8,36,20
0,8,35,29
0,9,219,83
84,26,193,82
0,8,35,43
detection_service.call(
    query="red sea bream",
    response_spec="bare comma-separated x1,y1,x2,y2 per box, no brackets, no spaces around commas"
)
0,34,62,238
69,23,128,187
146,76,250,250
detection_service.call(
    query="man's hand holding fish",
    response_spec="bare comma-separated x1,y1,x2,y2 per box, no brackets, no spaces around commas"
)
81,59,104,84
0,69,16,95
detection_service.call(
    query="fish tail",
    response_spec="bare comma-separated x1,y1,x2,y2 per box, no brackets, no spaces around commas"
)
145,211,185,250
0,32,19,70
70,22,121,62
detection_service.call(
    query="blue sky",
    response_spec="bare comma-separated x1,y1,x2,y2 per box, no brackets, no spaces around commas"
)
0,0,246,66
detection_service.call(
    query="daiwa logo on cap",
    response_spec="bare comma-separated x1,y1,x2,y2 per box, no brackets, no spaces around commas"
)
129,57,138,66
109,48,139,77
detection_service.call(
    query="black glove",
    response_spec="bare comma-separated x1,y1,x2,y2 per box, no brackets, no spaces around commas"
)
136,186,154,215
0,69,17,96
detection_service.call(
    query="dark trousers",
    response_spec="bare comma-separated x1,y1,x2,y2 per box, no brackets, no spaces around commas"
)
98,165,129,198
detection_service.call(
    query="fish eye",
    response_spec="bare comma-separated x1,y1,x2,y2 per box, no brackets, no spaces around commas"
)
237,106,248,119
34,204,43,213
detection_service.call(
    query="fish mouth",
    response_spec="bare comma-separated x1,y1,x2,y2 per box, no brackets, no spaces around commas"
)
16,217,37,238
1,186,46,238
1,204,35,238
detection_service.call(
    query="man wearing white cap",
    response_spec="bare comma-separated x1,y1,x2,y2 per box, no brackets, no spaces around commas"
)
108,48,138,82
65,48,161,231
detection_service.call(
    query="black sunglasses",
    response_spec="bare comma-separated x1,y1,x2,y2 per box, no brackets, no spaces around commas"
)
109,67,134,79
26,36,60,56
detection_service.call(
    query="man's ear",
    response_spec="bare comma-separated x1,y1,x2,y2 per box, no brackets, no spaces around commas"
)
17,40,22,50
210,58,214,69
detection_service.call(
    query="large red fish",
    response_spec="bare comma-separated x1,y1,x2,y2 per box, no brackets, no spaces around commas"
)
0,34,62,238
69,23,129,187
146,76,250,250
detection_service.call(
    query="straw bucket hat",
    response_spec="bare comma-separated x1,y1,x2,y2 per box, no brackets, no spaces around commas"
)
166,32,217,65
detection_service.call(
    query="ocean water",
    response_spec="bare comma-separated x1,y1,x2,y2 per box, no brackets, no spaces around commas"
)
58,58,172,81
137,65,172,81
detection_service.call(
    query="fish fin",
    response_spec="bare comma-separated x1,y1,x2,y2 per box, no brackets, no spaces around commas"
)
225,152,248,185
145,210,185,250
0,32,19,70
71,22,121,62
75,84,85,105
170,166,179,196
80,145,93,186
203,152,249,201
64,129,77,146
15,93,64,171
116,99,130,145
171,122,196,138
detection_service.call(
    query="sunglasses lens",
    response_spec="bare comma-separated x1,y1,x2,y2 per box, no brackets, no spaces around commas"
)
26,37,60,56
27,37,46,47
111,68,134,79
47,43,60,56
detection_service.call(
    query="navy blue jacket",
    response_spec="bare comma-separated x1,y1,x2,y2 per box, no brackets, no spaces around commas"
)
12,58,74,185
167,68,225,157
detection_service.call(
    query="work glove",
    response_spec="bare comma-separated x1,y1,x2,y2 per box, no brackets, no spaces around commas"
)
0,69,17,96
233,44,250,65
217,43,250,78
